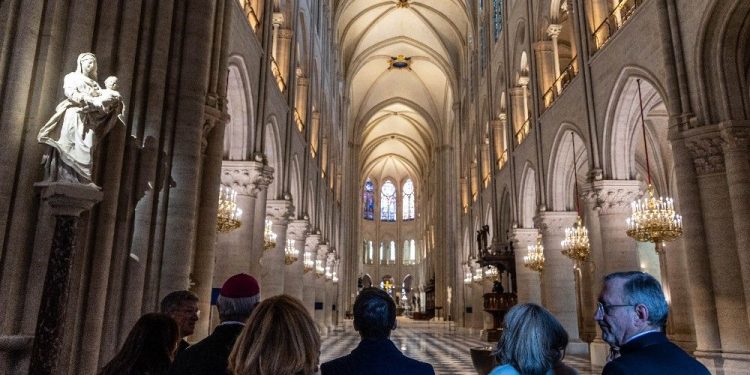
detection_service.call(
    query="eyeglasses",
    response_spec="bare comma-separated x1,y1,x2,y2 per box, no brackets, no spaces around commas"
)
175,308,200,317
596,302,635,316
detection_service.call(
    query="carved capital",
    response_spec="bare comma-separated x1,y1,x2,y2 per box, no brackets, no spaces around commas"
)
266,199,294,225
287,219,309,241
509,228,539,246
533,211,577,234
547,24,562,38
581,180,641,213
317,243,330,257
719,122,750,152
221,161,275,197
305,234,321,252
684,127,725,175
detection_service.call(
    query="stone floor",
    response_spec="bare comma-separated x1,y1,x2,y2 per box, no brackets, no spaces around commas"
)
321,317,601,375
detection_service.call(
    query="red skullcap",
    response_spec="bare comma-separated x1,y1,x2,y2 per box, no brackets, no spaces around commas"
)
220,273,260,299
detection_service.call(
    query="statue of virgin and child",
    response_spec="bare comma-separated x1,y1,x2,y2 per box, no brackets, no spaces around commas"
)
37,52,124,185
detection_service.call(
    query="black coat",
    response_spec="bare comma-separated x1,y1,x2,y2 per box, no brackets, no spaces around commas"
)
168,323,244,375
602,332,709,375
321,338,435,375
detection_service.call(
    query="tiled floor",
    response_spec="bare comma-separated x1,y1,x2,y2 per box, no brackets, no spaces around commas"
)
321,317,601,375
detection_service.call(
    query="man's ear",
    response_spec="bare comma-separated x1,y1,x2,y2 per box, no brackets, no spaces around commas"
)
634,304,650,326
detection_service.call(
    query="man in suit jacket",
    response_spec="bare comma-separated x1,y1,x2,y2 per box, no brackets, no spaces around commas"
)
169,273,261,375
321,287,434,375
595,271,709,375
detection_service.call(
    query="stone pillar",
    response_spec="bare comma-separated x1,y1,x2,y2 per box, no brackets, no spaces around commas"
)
719,122,750,327
285,219,309,300
303,233,321,318
315,243,329,335
509,228,541,304
277,28,293,86
215,161,271,286
325,267,335,332
509,87,525,139
262,199,293,298
585,180,641,274
295,76,309,131
28,183,102,375
548,24,563,92
685,128,750,359
533,40,555,99
250,164,274,278
534,211,587,355
472,281,484,329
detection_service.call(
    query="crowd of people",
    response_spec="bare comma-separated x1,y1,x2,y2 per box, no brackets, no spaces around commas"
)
97,271,710,375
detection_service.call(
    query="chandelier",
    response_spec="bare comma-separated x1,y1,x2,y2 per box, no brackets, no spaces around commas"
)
485,266,499,280
216,186,242,233
314,259,325,278
472,268,483,283
303,252,314,273
561,132,591,262
626,79,683,245
263,219,277,251
332,270,339,283
464,271,473,285
325,264,333,280
524,234,545,272
284,239,298,265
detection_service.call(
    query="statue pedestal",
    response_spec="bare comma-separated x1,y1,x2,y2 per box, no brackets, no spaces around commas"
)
28,182,102,375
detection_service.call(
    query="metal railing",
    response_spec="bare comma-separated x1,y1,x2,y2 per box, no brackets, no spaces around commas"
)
592,0,644,53
270,57,286,92
515,119,531,145
543,56,579,109
294,109,305,132
497,150,508,169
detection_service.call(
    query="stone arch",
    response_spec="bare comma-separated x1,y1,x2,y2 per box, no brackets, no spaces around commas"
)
603,68,672,195
224,56,255,160
547,124,589,211
519,163,537,228
263,116,283,199
696,0,750,123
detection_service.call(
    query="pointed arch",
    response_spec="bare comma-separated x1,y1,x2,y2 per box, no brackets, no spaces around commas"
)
519,162,537,228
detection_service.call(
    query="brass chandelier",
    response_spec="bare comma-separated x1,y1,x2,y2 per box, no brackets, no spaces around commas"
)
303,251,315,273
524,234,545,272
284,239,298,265
263,219,277,251
561,132,591,262
216,186,242,233
626,79,683,244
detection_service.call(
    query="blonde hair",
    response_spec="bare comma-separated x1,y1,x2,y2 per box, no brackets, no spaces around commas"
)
228,295,320,375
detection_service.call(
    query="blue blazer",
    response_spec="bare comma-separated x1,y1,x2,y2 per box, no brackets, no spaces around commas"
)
321,338,435,375
603,332,709,375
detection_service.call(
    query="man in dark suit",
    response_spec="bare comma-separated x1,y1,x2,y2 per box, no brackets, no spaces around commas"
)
169,273,261,375
321,287,434,375
160,290,200,355
595,271,709,375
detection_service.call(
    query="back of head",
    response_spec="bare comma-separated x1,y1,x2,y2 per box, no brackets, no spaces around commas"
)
604,271,669,329
353,287,396,340
229,295,320,375
99,313,179,375
217,273,261,322
160,290,199,314
496,303,568,375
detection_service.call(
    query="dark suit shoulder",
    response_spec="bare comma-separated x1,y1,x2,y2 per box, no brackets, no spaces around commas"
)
607,337,709,375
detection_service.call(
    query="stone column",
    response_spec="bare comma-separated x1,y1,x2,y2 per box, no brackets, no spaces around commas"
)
325,260,335,332
510,228,541,304
250,164,274,278
533,40,555,99
685,128,750,357
719,122,750,327
534,211,587,355
295,76,309,131
509,87,525,140
284,219,309,300
262,199,293,298
277,28,293,86
28,183,102,375
303,233,321,317
585,180,641,274
548,24,563,92
215,161,271,286
315,243,329,335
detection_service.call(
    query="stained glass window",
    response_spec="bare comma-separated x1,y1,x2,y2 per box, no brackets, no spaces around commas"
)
493,0,503,41
363,178,375,220
402,179,415,220
380,180,397,221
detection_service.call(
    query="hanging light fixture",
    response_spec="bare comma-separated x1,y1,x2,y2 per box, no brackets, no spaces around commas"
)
216,186,242,233
315,259,325,278
464,270,473,285
524,234,545,272
485,265,499,280
284,238,298,265
626,79,683,245
472,267,483,283
303,251,315,273
561,132,591,262
263,219,277,251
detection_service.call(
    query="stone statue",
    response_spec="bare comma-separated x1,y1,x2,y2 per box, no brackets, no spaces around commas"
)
38,53,124,184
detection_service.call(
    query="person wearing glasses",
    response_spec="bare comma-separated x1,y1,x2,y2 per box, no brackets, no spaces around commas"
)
595,271,709,374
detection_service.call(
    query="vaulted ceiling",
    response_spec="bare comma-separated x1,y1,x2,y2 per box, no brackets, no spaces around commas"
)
336,0,470,184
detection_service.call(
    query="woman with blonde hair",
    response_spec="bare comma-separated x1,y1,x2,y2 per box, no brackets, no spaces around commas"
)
490,303,578,375
228,294,320,375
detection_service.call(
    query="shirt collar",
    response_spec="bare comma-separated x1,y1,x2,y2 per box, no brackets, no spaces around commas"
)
624,329,660,345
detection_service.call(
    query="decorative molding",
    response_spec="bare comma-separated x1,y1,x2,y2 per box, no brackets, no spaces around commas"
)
509,228,538,245
581,180,641,213
266,199,294,224
317,243,329,257
547,24,563,38
719,122,750,152
287,219,309,241
305,234,321,252
533,211,577,234
685,132,725,176
221,161,275,197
